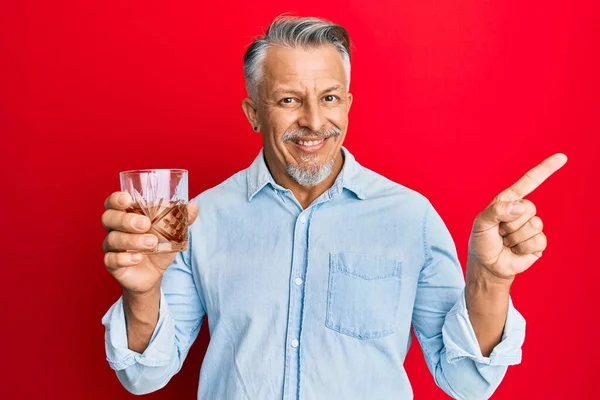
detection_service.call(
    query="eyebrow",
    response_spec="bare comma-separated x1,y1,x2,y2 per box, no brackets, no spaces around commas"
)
271,85,344,97
320,85,343,94
271,88,304,97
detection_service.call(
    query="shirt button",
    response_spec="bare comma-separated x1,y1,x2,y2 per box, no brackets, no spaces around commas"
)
294,277,303,286
291,339,299,348
299,215,307,224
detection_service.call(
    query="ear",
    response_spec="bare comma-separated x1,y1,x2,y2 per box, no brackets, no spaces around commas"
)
346,92,353,112
242,98,260,132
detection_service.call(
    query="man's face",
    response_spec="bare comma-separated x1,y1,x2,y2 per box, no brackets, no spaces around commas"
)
254,45,352,187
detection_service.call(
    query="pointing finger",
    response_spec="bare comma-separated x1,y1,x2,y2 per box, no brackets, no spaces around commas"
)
497,153,567,201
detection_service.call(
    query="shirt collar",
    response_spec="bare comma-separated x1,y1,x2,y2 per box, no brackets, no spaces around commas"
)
246,146,367,201
246,148,276,201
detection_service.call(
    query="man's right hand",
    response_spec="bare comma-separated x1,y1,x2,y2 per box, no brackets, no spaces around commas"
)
102,191,199,294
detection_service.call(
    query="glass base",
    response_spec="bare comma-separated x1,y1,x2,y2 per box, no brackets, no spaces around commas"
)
126,240,188,255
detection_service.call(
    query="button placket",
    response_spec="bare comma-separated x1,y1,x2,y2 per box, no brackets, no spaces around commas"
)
283,209,312,400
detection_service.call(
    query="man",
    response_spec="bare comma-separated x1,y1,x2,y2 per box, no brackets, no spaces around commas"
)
101,16,566,399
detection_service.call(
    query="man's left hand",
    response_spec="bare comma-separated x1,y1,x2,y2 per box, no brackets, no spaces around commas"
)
467,153,568,281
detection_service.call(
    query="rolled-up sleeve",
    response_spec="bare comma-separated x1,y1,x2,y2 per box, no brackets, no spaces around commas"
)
102,290,176,371
412,201,526,400
101,226,205,395
443,290,525,366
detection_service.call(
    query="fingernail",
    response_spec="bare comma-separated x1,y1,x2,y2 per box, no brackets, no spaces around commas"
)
118,193,128,205
133,217,149,230
498,227,506,236
131,253,142,262
142,235,156,247
508,203,525,215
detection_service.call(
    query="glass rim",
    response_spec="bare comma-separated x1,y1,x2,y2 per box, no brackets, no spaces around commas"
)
120,168,188,175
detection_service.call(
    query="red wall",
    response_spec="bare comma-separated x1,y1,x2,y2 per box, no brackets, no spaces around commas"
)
1,1,598,398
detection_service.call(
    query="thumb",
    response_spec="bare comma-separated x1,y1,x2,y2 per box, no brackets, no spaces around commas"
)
473,200,526,231
187,202,199,224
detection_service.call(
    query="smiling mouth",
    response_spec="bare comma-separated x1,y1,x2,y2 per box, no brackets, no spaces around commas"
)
296,138,325,146
290,136,329,153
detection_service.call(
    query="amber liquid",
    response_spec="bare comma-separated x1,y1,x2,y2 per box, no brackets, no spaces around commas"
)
126,201,189,253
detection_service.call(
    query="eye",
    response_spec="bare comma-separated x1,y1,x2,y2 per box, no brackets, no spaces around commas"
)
323,95,339,102
280,97,300,105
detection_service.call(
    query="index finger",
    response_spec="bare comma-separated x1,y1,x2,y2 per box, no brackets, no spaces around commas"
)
499,153,568,201
104,191,132,210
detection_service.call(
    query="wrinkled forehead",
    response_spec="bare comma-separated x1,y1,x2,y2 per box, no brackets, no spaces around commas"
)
261,45,348,94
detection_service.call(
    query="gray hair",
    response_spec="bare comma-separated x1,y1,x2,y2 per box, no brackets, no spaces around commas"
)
243,16,352,103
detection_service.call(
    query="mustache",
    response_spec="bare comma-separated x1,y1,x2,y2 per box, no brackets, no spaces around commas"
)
281,127,341,142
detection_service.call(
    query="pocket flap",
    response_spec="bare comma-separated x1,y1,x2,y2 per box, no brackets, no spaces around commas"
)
330,252,401,280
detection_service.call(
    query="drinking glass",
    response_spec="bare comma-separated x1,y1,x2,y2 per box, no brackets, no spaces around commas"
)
119,169,189,254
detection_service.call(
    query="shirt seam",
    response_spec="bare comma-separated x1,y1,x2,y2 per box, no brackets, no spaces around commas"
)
412,326,435,367
422,201,433,269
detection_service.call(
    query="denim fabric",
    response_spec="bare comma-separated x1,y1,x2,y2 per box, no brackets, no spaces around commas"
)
102,147,525,399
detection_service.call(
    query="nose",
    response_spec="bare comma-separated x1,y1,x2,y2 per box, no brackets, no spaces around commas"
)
297,98,326,133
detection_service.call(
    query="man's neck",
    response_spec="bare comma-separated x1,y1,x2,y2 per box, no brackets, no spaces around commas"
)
265,151,345,210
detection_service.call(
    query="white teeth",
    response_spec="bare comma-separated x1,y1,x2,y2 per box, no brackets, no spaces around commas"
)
297,139,324,146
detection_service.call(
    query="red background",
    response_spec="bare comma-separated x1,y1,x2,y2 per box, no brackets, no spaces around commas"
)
1,1,598,398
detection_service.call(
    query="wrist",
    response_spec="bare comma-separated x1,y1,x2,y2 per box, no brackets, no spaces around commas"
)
123,281,161,299
466,260,512,316
466,259,514,289
122,284,161,326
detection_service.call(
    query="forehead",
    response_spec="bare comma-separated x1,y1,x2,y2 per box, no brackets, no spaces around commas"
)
262,45,347,90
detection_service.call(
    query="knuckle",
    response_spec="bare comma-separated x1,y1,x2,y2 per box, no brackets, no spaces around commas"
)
123,213,137,230
504,220,517,232
531,216,543,230
105,192,119,209
498,222,508,236
107,231,139,250
128,234,144,249
104,194,113,209
106,191,130,210
102,209,127,231
106,231,119,250
538,232,548,247
514,242,525,253
103,252,113,268
522,199,536,215
492,202,505,215
504,235,514,247
101,210,112,228
116,252,132,266
118,191,131,203
125,234,137,249
109,192,120,204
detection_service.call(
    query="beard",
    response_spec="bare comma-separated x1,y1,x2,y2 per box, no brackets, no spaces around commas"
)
282,126,341,187
286,157,335,187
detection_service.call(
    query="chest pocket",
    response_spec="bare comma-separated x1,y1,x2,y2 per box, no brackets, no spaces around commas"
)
326,252,402,340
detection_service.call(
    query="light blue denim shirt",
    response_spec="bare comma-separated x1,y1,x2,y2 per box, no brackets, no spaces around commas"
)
102,147,525,399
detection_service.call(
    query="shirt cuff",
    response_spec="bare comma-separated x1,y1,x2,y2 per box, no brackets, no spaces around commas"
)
101,290,175,371
442,289,526,366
